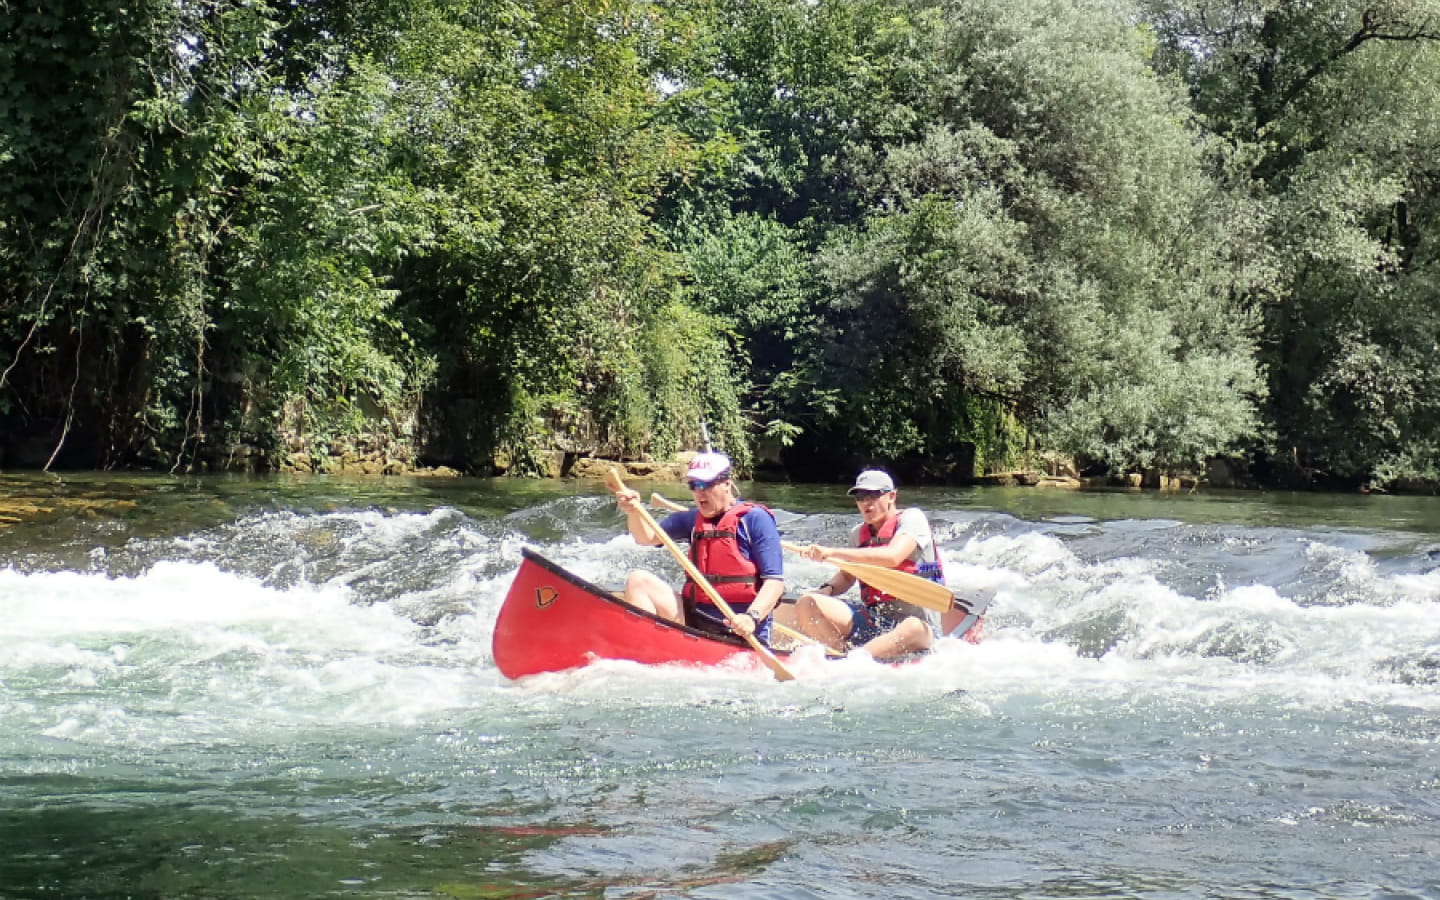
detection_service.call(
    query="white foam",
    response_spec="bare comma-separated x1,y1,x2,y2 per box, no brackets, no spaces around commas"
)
0,561,504,746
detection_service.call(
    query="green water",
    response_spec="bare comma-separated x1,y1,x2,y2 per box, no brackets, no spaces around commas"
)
3,470,1440,899
6,469,1440,547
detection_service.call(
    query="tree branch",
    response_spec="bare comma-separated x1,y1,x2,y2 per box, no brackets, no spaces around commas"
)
1260,7,1440,132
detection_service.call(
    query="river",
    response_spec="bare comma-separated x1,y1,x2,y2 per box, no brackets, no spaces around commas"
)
1,471,1438,898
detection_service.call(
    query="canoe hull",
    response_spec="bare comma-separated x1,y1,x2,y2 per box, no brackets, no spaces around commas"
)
493,548,791,679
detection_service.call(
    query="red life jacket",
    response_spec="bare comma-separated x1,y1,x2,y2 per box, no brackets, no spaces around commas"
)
857,511,945,606
683,501,767,607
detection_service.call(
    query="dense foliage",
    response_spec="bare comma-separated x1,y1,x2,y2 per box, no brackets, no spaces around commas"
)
2,0,1438,487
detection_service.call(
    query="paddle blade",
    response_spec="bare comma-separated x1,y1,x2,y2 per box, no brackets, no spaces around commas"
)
830,559,955,612
780,540,954,612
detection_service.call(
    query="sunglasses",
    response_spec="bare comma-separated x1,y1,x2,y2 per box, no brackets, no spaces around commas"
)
687,478,728,492
852,490,888,502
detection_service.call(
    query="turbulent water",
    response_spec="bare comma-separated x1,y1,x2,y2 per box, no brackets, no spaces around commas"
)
2,472,1439,899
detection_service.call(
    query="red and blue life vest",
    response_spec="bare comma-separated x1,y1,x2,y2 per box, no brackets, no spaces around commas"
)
683,501,766,607
857,511,945,607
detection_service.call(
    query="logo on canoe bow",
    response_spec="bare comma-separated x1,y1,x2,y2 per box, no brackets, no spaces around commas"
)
534,585,560,609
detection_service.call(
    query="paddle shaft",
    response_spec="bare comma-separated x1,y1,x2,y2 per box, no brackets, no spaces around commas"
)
772,622,843,657
649,492,687,512
608,469,796,681
646,501,838,656
781,540,956,613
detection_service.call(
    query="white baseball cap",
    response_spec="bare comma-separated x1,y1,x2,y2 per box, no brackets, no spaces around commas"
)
847,469,895,495
686,451,733,485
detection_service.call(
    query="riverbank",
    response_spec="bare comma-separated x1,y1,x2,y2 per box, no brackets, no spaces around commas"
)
4,446,1435,529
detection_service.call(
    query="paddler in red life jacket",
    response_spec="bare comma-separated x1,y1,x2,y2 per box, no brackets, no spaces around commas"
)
612,451,786,644
792,468,947,658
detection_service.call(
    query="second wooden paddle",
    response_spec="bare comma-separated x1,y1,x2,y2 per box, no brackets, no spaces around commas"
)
781,540,956,612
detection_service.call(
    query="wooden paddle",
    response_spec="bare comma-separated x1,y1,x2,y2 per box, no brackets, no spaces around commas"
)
607,468,796,682
771,622,843,656
781,540,957,613
649,498,840,656
650,492,687,512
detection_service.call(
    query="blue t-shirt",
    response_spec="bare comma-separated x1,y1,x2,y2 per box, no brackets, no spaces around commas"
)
659,504,784,581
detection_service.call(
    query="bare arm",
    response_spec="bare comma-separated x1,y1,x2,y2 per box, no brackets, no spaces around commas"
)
731,577,787,637
747,577,787,621
810,570,858,596
802,533,918,570
614,487,664,546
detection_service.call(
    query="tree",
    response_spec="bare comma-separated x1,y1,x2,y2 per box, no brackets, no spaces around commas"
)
660,0,1270,476
1144,0,1440,486
0,0,735,473
368,0,738,472
0,0,432,469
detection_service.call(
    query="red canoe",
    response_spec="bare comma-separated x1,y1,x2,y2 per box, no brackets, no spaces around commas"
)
492,547,796,679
